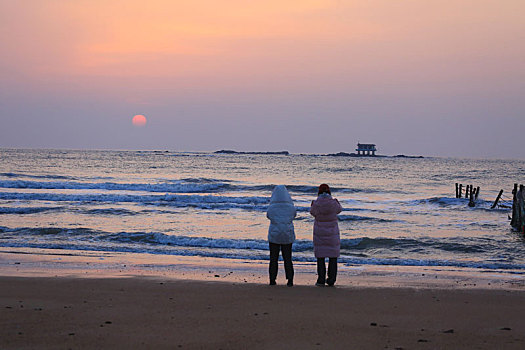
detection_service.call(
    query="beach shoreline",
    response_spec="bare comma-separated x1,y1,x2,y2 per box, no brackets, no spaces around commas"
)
1,247,525,291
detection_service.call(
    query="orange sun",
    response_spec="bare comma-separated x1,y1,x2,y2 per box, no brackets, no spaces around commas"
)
132,114,147,127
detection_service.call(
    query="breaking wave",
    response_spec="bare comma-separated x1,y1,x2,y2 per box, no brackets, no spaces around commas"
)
1,227,524,271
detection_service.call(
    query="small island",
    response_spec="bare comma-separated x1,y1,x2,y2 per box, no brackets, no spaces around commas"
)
393,154,424,159
214,144,424,158
214,150,290,155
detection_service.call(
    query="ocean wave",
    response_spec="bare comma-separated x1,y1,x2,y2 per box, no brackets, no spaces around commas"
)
411,197,466,207
107,232,276,251
0,191,269,211
83,208,139,216
0,178,408,196
0,205,185,217
338,215,401,223
2,227,520,258
408,196,494,209
0,227,300,251
339,236,491,254
0,179,317,195
0,206,63,215
0,172,76,180
0,179,230,193
178,177,232,184
1,226,524,270
1,239,523,272
343,257,525,270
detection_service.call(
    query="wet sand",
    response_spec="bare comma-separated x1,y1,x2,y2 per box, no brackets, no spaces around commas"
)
1,276,525,349
2,247,525,290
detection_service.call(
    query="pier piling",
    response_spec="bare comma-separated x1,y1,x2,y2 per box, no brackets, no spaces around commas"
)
511,184,518,227
455,183,481,206
468,188,475,207
510,184,525,233
491,190,504,209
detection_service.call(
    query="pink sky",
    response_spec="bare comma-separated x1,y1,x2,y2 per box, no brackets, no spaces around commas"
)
1,0,524,158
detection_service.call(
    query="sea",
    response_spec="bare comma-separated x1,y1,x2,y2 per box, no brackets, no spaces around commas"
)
1,148,524,275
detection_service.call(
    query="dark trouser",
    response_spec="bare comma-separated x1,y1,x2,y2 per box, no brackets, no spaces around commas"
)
269,243,294,282
317,257,337,285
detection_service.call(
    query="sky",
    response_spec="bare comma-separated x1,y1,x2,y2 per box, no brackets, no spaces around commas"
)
1,0,524,158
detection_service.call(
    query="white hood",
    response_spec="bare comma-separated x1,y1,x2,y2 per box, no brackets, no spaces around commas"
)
270,185,293,204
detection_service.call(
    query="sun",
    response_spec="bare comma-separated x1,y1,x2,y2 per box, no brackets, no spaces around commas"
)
132,114,147,127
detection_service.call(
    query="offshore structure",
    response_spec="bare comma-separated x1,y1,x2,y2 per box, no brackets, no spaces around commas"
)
355,143,377,156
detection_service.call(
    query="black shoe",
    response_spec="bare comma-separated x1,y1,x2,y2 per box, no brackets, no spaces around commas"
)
315,282,325,287
269,280,276,286
327,283,335,287
287,280,293,287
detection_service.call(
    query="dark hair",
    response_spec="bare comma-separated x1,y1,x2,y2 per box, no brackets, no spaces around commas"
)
318,183,331,195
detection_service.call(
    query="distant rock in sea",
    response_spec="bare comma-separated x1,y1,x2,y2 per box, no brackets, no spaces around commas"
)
325,152,358,157
214,150,289,155
394,154,424,158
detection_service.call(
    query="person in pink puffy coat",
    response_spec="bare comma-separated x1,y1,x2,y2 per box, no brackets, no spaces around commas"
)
310,184,342,286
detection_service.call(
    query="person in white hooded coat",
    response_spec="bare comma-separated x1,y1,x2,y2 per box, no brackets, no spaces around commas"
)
266,185,296,286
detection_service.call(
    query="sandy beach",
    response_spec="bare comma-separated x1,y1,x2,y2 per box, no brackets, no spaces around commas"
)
1,249,525,349
1,276,525,349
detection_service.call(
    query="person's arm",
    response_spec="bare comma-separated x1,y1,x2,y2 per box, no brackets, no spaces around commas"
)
266,204,273,220
334,199,342,214
310,200,317,217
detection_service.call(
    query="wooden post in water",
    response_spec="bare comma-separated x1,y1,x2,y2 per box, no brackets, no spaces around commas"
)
475,186,480,200
491,190,504,209
468,188,475,207
459,184,463,198
516,185,525,233
455,183,459,198
465,185,470,199
511,183,518,227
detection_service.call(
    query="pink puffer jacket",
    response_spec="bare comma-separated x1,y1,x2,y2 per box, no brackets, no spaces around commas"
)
310,194,342,258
